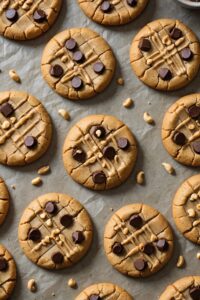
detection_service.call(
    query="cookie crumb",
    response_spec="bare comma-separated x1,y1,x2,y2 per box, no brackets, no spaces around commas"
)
123,98,134,109
176,255,185,268
38,165,50,175
31,177,42,186
196,253,200,260
27,279,37,293
136,171,145,185
117,77,124,86
162,162,175,175
68,278,77,289
52,292,55,296
110,207,114,211
143,112,155,125
11,184,16,190
9,69,21,83
58,109,70,121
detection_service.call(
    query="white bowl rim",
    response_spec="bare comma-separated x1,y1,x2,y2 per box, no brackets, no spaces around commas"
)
176,0,200,7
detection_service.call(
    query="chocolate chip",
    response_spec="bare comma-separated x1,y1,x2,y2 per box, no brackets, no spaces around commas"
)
103,146,116,160
28,228,42,242
158,68,172,80
89,295,101,300
0,258,8,271
45,202,57,214
130,214,143,229
0,103,14,117
60,214,73,228
24,136,37,149
143,243,155,255
173,131,186,145
72,148,86,163
117,137,130,150
190,286,200,300
65,38,77,51
93,62,105,74
50,64,64,78
101,1,112,12
33,9,46,23
92,126,106,139
156,239,169,252
134,258,147,271
52,252,64,264
92,171,106,184
112,242,124,255
170,27,182,40
192,141,200,154
127,0,137,6
73,51,84,63
71,76,83,90
181,47,193,61
188,105,200,119
139,38,151,52
5,9,18,22
72,231,85,244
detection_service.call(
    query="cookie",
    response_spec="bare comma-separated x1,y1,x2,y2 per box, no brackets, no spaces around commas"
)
18,193,93,269
0,0,62,40
104,203,173,278
62,115,137,190
162,94,200,167
159,276,200,300
130,19,200,91
78,0,149,26
0,178,9,226
0,244,16,300
0,91,52,166
75,282,133,300
41,28,116,100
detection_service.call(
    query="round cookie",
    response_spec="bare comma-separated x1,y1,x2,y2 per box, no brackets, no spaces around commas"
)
130,19,200,91
0,0,62,40
62,115,137,191
75,283,133,300
104,203,173,278
162,94,200,167
78,0,149,26
0,91,52,166
0,178,9,226
172,174,200,244
0,244,16,300
159,276,200,300
41,28,116,100
18,193,93,269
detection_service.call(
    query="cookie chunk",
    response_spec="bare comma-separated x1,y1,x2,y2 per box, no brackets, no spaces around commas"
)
0,91,52,166
0,0,62,40
78,0,149,26
41,28,116,100
159,276,200,300
104,203,173,277
75,283,133,300
0,245,16,300
18,193,93,269
63,115,137,190
162,94,200,167
130,19,200,91
0,178,9,226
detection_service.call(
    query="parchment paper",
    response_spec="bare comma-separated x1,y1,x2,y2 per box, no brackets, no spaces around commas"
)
1,1,200,299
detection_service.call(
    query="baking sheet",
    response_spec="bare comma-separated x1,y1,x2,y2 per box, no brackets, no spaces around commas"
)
1,0,200,299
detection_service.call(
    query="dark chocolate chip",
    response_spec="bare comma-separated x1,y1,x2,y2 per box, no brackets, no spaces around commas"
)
192,141,200,154
73,51,84,63
181,47,193,61
190,286,200,300
103,146,116,160
89,295,101,300
92,171,106,184
158,68,172,80
6,9,18,22
139,38,151,52
93,62,105,74
33,9,46,23
72,231,85,244
72,148,86,163
0,258,8,271
0,103,14,117
117,137,130,150
92,126,106,139
130,214,143,229
50,64,64,78
156,239,169,252
60,214,73,228
52,252,64,264
28,228,42,242
143,243,155,255
65,38,77,51
24,136,37,149
101,1,112,12
45,202,57,214
134,258,147,271
170,27,182,40
173,131,186,146
112,242,124,255
127,0,137,6
71,76,83,90
188,105,200,119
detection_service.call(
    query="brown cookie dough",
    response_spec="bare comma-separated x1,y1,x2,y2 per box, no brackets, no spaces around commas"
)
0,91,52,166
41,28,116,100
130,19,200,91
62,115,137,191
78,0,149,26
0,178,9,226
162,94,200,167
75,282,133,300
18,193,93,269
159,276,200,300
0,0,62,40
0,244,16,300
104,203,174,278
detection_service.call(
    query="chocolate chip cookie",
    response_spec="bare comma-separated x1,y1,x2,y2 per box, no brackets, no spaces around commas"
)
18,193,93,269
162,94,200,167
0,91,52,166
130,19,200,91
41,28,116,100
78,0,149,26
75,283,133,300
104,203,174,277
0,178,9,226
0,0,62,40
63,115,137,190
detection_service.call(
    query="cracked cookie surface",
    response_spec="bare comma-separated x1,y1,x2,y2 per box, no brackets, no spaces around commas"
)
0,0,62,40
18,193,93,269
75,282,133,300
104,203,173,278
0,178,9,226
62,114,137,191
130,19,200,91
78,0,149,26
0,91,52,166
0,244,16,300
41,28,116,100
159,276,200,300
162,94,200,167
